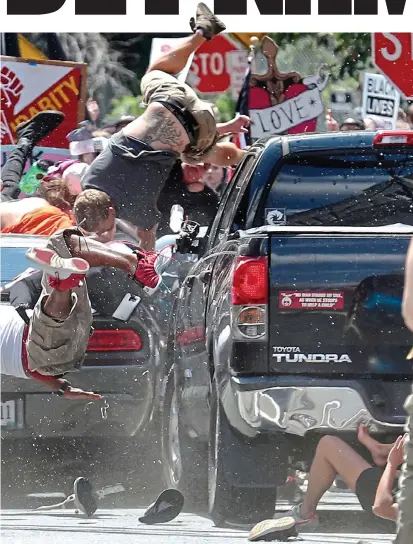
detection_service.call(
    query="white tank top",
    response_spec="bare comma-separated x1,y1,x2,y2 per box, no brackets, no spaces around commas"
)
0,306,29,379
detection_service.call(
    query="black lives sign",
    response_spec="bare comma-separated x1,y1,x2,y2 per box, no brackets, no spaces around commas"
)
7,0,409,15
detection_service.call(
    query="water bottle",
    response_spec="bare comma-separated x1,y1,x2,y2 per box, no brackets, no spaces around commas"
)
169,204,184,233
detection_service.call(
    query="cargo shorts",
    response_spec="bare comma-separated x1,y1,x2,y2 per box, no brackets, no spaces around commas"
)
141,70,218,160
26,229,93,376
394,386,413,544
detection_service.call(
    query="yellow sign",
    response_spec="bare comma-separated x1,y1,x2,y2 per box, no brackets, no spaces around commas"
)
18,35,48,61
231,33,267,48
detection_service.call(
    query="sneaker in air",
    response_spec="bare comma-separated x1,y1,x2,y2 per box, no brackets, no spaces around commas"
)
16,110,65,145
189,2,226,40
73,477,98,518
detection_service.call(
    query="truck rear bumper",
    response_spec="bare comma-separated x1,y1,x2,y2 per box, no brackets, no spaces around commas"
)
229,376,407,437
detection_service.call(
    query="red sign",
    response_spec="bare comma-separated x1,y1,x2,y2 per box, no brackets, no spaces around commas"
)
279,291,344,310
372,33,413,99
1,57,87,148
190,35,243,94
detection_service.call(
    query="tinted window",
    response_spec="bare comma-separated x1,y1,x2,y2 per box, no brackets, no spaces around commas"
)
262,153,413,227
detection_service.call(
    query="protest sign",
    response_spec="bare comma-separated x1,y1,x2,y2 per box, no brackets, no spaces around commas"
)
0,57,87,148
362,72,400,129
244,37,328,139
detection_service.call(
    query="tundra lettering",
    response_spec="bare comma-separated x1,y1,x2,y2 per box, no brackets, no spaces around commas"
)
272,354,352,363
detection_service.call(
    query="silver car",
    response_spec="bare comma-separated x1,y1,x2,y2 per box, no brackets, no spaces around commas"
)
0,233,168,441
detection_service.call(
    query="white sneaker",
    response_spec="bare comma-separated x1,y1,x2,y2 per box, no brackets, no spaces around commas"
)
248,516,297,541
273,503,319,530
26,247,89,279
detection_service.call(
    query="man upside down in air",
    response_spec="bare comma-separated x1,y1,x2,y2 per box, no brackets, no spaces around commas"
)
81,3,249,250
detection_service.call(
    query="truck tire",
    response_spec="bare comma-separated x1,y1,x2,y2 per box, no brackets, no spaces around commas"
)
161,368,208,510
208,377,277,527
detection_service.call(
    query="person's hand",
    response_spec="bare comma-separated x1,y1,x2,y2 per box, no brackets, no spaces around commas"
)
388,434,408,467
226,115,250,134
63,386,103,400
326,109,339,132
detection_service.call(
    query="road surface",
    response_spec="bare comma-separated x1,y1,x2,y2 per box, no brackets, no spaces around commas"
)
1,508,395,544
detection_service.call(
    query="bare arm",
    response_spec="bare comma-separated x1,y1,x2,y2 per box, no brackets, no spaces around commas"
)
402,237,413,331
217,115,250,136
373,434,406,521
202,142,247,167
372,463,399,521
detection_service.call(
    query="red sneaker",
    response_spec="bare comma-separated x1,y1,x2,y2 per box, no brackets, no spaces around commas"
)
133,249,172,295
26,247,89,291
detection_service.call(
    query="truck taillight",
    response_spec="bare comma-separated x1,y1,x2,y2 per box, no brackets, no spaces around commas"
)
374,131,413,146
231,257,268,305
87,330,142,352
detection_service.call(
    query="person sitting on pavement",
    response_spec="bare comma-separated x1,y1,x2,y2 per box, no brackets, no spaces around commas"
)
81,3,249,251
248,425,405,541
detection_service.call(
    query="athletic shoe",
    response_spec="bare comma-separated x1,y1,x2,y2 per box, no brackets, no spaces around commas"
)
133,249,172,296
73,477,98,518
26,247,89,291
189,3,226,40
248,516,297,541
16,111,65,145
273,503,319,530
139,489,184,524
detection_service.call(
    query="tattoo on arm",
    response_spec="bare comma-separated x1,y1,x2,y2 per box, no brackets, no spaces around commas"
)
142,108,184,149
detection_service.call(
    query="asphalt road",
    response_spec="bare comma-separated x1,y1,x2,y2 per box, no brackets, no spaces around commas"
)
1,441,396,544
1,508,395,544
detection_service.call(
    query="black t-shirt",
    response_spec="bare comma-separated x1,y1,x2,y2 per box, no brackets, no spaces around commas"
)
157,161,220,237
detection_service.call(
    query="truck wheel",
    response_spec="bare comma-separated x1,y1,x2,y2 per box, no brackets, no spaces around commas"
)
161,368,208,510
208,377,277,527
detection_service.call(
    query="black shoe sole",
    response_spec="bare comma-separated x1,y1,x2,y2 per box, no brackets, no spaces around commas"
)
73,477,98,518
16,110,65,144
139,489,184,525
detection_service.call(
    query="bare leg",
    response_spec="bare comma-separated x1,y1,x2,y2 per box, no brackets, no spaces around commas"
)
65,234,138,274
300,436,372,519
147,31,205,75
42,289,73,321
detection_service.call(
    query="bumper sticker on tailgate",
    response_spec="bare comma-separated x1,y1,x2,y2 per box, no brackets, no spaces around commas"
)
279,290,344,310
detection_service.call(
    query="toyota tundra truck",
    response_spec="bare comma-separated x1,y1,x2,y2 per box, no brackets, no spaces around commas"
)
160,130,413,526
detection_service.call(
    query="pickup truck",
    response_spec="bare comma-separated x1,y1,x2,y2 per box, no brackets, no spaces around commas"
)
160,130,413,527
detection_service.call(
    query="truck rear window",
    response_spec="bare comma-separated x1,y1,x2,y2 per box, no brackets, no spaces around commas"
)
263,153,413,227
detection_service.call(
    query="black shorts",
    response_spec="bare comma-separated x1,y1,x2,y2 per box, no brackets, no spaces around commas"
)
81,131,179,230
355,467,385,512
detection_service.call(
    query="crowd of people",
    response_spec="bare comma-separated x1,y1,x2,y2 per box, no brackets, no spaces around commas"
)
1,5,412,540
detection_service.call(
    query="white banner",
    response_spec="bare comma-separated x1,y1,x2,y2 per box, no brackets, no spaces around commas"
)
362,72,400,129
250,87,324,138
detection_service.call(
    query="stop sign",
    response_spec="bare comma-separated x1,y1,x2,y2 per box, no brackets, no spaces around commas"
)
372,33,413,99
190,35,242,94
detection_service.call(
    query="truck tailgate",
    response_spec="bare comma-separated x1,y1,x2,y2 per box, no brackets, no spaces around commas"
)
269,231,413,389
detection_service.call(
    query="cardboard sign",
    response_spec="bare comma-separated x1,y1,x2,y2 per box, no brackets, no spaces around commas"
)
362,72,400,129
0,57,87,149
247,37,328,140
279,291,344,310
225,50,249,99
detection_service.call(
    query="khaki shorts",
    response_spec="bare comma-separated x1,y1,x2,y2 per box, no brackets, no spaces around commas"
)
141,70,217,159
26,229,93,376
